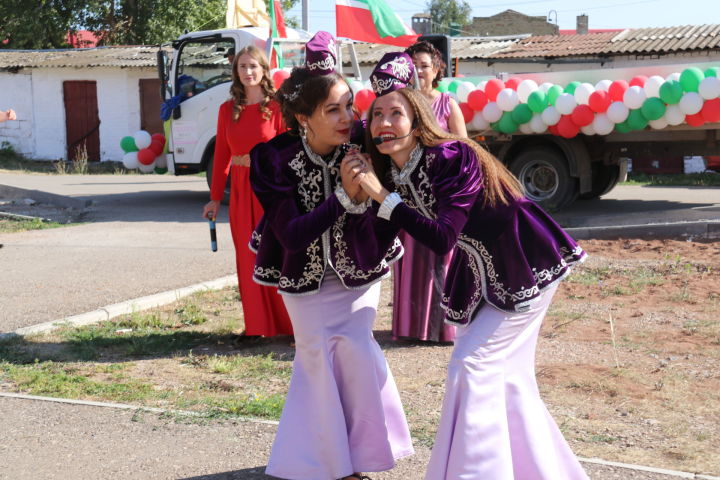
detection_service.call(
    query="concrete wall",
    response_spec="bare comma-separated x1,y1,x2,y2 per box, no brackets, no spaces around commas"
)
469,11,558,36
0,72,34,156
0,66,157,162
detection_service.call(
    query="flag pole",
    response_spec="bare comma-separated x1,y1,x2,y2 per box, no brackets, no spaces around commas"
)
302,0,308,30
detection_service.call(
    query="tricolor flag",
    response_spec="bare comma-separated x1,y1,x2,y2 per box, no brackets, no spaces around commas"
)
269,0,287,68
336,0,419,47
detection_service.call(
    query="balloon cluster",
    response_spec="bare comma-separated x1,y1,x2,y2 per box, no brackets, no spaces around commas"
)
443,66,720,138
269,68,291,90
347,79,377,114
120,131,168,173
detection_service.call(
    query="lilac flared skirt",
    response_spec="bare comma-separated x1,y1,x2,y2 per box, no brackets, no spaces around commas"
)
265,273,414,480
425,285,589,480
392,232,456,343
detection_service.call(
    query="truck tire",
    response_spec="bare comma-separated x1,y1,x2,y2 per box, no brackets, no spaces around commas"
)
580,164,621,200
204,147,231,205
509,147,578,211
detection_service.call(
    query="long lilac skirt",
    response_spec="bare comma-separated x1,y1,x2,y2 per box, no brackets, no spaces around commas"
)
425,285,589,480
266,273,414,480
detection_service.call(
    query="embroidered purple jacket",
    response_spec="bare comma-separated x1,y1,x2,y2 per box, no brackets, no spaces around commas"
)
383,140,587,325
249,128,403,296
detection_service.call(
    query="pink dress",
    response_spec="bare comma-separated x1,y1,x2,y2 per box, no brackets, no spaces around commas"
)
391,93,456,343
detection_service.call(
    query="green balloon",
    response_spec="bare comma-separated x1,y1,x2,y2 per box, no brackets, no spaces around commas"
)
437,80,449,93
705,67,719,78
659,80,683,104
120,136,138,153
615,121,631,133
547,85,563,105
564,81,581,95
527,90,548,113
679,67,704,92
627,109,648,130
448,80,460,93
511,103,533,124
640,97,666,121
490,121,500,132
498,112,518,134
154,167,168,174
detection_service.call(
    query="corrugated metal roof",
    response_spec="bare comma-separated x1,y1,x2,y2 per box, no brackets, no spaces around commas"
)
0,46,159,69
487,24,720,59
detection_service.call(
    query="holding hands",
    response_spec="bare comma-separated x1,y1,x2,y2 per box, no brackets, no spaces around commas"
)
340,149,389,204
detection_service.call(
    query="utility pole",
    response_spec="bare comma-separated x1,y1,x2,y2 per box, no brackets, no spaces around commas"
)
302,0,309,30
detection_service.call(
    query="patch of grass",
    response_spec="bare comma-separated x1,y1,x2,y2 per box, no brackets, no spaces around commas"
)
178,393,285,420
174,302,208,326
566,266,612,285
203,353,292,379
621,172,720,187
0,142,134,175
0,217,67,233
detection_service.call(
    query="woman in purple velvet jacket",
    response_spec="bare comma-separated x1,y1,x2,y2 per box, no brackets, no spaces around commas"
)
349,52,589,479
248,34,413,480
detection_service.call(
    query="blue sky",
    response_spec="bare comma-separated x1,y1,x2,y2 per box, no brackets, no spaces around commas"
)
286,0,718,35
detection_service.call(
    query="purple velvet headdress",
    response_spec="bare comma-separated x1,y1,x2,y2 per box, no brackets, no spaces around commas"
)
369,52,415,96
305,31,337,76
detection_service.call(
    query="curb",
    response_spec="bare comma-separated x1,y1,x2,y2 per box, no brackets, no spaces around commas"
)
0,183,91,210
577,457,720,480
1,274,238,338
566,220,720,240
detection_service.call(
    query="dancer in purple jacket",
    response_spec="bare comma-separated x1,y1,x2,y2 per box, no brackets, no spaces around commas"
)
349,52,589,480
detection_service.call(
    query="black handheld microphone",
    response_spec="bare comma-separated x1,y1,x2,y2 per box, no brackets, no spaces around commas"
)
372,131,413,145
208,216,217,252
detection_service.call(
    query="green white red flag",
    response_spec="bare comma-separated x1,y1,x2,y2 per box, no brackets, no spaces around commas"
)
269,0,287,68
336,0,418,47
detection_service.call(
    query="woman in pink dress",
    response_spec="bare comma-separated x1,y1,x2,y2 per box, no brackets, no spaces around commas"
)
389,41,467,343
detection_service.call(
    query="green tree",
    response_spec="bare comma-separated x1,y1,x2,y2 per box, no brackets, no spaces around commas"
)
0,0,89,49
426,0,472,35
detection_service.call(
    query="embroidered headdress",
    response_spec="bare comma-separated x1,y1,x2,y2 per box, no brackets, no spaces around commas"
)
305,31,337,76
369,52,415,97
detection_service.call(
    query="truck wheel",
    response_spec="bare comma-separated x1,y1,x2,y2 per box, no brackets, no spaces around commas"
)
509,147,578,211
205,152,231,205
580,164,621,200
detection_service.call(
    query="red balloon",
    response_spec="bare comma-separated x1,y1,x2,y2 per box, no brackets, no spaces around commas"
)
137,148,156,165
685,112,705,127
467,90,488,111
571,105,595,127
149,139,164,156
272,69,290,89
700,98,720,123
151,133,166,147
484,79,505,102
629,75,648,88
588,90,611,113
459,102,474,123
548,124,560,136
354,89,376,112
608,80,629,102
557,115,580,138
505,77,522,90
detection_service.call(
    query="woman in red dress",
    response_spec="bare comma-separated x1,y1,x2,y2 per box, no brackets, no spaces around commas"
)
202,45,293,339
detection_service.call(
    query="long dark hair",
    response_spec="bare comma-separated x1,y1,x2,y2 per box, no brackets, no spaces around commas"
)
366,88,523,207
229,45,274,121
404,41,445,89
274,67,347,134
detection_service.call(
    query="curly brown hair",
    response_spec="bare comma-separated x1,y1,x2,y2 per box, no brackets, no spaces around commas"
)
404,41,445,89
366,88,523,207
229,45,275,122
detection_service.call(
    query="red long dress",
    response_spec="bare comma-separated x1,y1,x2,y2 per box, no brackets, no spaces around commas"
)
210,100,293,337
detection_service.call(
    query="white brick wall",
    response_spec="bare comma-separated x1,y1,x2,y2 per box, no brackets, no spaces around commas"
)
0,72,34,156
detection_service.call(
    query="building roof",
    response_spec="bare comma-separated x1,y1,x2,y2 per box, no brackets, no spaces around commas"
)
0,46,158,70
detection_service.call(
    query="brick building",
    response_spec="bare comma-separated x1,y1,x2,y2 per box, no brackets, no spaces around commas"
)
469,9,559,36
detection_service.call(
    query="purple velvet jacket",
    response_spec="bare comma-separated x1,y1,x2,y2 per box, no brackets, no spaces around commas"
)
249,128,403,296
384,140,587,325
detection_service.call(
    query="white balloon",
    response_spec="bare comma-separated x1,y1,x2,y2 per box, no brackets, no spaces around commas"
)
595,79,613,92
648,117,669,130
679,92,703,115
348,80,364,96
580,123,596,136
155,154,167,169
496,88,519,112
606,101,629,123
133,130,152,150
482,102,503,123
457,81,476,103
665,104,686,125
574,83,595,105
477,80,488,91
138,162,155,173
539,82,554,93
644,75,665,98
519,122,534,134
122,152,139,170
447,91,459,102
529,114,547,133
665,72,681,83
623,86,646,109
592,113,615,135
555,93,577,115
364,79,372,90
698,76,720,100
541,105,561,126
517,79,539,103
471,111,490,130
